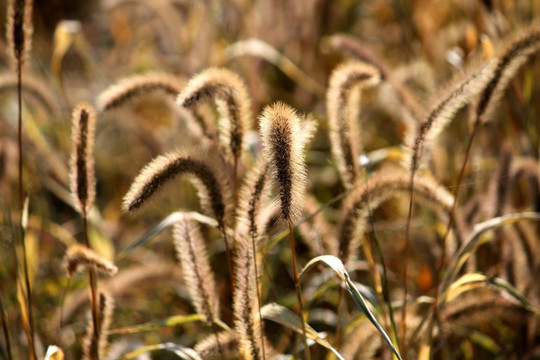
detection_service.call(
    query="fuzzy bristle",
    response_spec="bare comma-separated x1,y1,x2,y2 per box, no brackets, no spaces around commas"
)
69,102,97,215
96,73,184,112
173,214,220,326
122,149,226,229
259,102,308,222
6,0,33,70
476,25,540,123
64,244,118,277
327,61,380,188
233,237,265,359
338,172,462,264
194,332,239,360
82,292,114,360
177,68,251,160
406,59,498,171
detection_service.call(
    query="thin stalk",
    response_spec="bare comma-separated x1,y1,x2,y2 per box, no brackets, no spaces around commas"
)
365,174,401,356
17,62,36,360
57,276,71,346
288,220,310,360
401,170,416,359
222,228,235,287
250,236,267,359
83,214,100,358
428,119,481,360
0,296,13,360
334,287,346,347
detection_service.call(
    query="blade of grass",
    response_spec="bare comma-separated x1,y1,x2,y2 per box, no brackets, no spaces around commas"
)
300,255,402,360
109,314,204,335
120,342,202,360
261,302,345,360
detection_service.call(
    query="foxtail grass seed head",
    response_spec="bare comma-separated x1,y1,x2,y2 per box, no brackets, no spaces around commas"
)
327,61,381,188
259,102,307,222
70,102,97,215
177,68,251,160
6,0,33,70
122,149,226,229
236,160,269,244
233,238,264,360
82,292,114,360
476,25,540,123
338,172,457,263
195,332,239,360
173,214,220,326
406,59,498,171
64,244,118,277
96,73,184,113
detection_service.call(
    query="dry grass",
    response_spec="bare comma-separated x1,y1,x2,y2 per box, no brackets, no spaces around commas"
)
0,1,539,360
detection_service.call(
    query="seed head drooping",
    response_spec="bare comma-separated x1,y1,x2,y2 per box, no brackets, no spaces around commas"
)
70,102,97,215
476,25,540,124
259,102,307,222
6,0,33,70
64,244,118,277
177,68,251,161
122,149,226,229
327,61,381,188
96,73,184,113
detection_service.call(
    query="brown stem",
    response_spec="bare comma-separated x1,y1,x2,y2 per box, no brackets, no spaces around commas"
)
17,62,36,360
0,296,13,360
83,214,100,359
222,227,235,287
288,220,310,360
428,119,481,360
401,170,416,359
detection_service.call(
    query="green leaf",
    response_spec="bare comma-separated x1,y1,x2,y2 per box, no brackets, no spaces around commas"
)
120,342,202,360
261,302,345,360
300,255,402,360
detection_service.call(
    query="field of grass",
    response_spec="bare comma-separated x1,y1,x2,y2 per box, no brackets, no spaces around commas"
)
0,0,539,359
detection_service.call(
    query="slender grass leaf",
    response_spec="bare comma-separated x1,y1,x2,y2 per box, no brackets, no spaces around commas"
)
440,212,540,303
300,255,402,360
109,314,204,335
442,273,537,313
116,211,218,260
261,302,345,360
120,342,202,360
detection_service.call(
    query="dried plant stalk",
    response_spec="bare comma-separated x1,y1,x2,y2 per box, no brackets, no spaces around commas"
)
82,292,114,360
70,102,97,215
64,244,118,277
96,73,184,112
177,68,251,162
327,61,380,188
